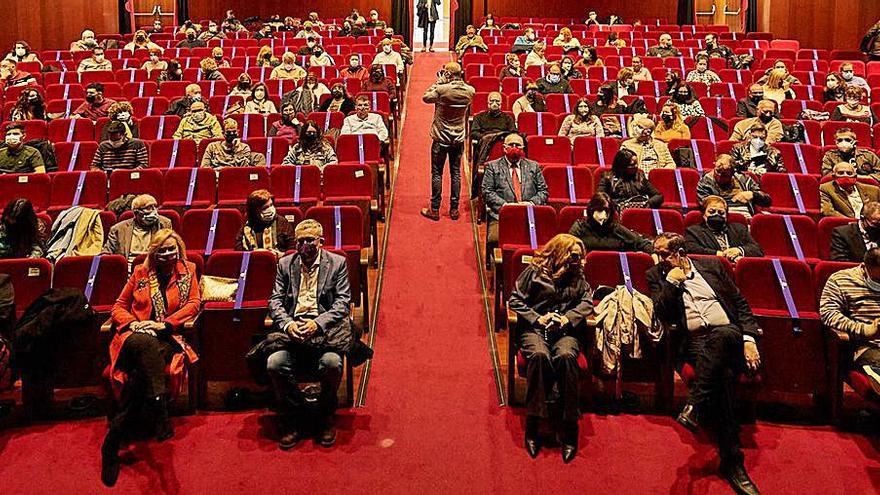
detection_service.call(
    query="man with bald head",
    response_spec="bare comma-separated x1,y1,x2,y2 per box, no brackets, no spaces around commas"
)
470,91,517,196
70,29,99,52
421,62,475,221
166,83,209,117
730,100,783,143
736,84,765,118
482,133,548,244
101,194,172,260
820,161,880,218
647,33,681,58
201,118,262,170
620,117,675,174
172,100,222,142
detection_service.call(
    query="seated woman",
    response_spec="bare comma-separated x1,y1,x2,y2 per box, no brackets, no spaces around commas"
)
256,46,278,68
831,86,878,126
8,88,47,121
590,84,629,117
498,53,524,81
671,84,705,118
654,102,691,141
604,32,626,48
281,120,338,169
318,82,356,113
664,70,683,96
512,81,546,120
569,193,653,253
100,101,139,141
552,28,581,52
596,149,664,210
684,195,763,264
609,68,637,98
268,102,301,139
558,97,604,143
0,198,46,259
685,56,721,85
228,73,253,97
760,68,796,108
559,56,583,80
140,48,167,79
285,73,330,115
102,229,200,487
478,14,501,34
525,41,548,68
508,233,593,463
823,72,845,103
244,82,278,115
574,46,603,69
234,189,295,256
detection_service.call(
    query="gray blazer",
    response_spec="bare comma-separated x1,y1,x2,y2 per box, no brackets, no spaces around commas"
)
268,249,353,353
100,216,172,258
482,156,549,220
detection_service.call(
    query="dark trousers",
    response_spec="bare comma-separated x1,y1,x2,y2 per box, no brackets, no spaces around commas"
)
685,325,745,466
855,347,880,368
109,333,174,433
267,347,343,419
430,140,463,211
520,332,581,422
423,21,437,47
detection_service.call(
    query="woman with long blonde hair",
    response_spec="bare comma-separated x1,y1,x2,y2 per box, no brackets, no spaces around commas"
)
102,229,200,487
508,233,593,463
761,68,795,106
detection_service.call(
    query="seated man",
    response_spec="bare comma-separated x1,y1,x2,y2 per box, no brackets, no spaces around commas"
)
736,85,764,118
77,46,112,73
166,84,208,117
379,28,413,66
470,91,517,168
172,101,222,142
295,21,321,39
266,219,353,449
0,59,36,88
200,119,263,170
697,33,736,64
366,10,387,29
481,133,548,245
101,194,171,260
175,28,206,49
341,95,389,144
820,247,880,395
70,29,99,52
73,82,116,121
535,63,572,95
840,62,870,92
619,118,675,174
372,39,404,75
90,121,149,171
685,195,763,264
821,127,880,180
360,65,398,101
270,52,307,81
511,28,538,54
648,232,762,495
821,162,880,218
830,201,880,262
454,25,488,59
697,154,772,219
730,100,783,143
729,123,785,176
646,34,682,58
0,123,44,174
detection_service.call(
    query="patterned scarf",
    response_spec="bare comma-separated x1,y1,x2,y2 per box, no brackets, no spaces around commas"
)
242,224,276,251
147,262,192,321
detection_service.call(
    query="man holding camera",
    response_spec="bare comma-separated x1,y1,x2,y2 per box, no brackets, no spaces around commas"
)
647,232,762,495
420,62,475,221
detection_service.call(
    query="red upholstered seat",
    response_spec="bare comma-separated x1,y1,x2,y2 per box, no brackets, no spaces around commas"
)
542,165,594,209
108,168,164,204
526,135,573,167
148,139,198,169
583,251,654,295
0,258,52,318
666,138,716,171
139,115,181,140
48,118,95,143
180,208,243,257
750,214,819,263
761,173,820,217
572,136,619,167
0,174,50,212
517,112,560,136
647,168,700,211
48,170,107,215
216,166,271,208
162,167,217,209
620,208,685,238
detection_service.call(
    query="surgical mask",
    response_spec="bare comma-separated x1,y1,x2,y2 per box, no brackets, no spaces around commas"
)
847,99,860,108
155,248,178,264
706,214,727,231
224,131,237,143
562,63,572,72
842,71,854,81
332,89,344,98
504,146,524,161
27,93,38,102
116,111,130,121
5,134,21,146
254,90,265,100
141,211,159,225
209,26,218,33
547,74,561,84
15,48,26,57
827,80,838,89
836,177,858,189
150,55,159,62
591,210,609,226
307,42,316,48
260,206,276,223
750,137,765,149
350,60,360,68
94,55,105,62
190,94,202,101
383,46,392,54
661,112,673,123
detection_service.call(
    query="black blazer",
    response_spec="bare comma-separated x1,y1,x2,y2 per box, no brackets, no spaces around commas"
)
646,257,760,339
508,264,593,339
829,223,867,263
684,222,763,258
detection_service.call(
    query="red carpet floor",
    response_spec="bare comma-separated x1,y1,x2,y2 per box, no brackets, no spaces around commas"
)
2,53,880,494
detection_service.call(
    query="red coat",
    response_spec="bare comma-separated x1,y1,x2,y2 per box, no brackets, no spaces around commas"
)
108,260,200,396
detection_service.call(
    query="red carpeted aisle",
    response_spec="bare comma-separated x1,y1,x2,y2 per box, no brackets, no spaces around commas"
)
1,53,880,494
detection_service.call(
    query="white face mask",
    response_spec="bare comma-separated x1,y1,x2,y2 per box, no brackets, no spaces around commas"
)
116,111,130,121
5,134,22,146
750,137,765,149
592,210,609,225
260,205,276,223
15,48,26,57
383,46,392,54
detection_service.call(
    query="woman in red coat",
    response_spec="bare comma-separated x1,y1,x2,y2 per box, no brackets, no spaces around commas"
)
101,229,200,487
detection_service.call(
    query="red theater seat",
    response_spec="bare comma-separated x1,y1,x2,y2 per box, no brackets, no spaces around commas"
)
180,208,243,257
750,214,819,263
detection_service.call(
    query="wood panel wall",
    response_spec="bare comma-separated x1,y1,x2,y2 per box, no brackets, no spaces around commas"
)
472,1,677,25
2,0,118,54
186,0,392,26
757,0,880,50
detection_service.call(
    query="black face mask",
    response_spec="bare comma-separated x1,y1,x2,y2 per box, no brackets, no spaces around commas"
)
661,113,673,123
238,81,251,89
331,89,344,98
706,214,727,231
187,34,195,41
865,222,880,240
598,91,613,103
214,55,223,61
750,95,763,104
759,113,773,124
674,93,689,102
370,71,383,81
85,94,97,103
224,131,237,143
303,131,318,141
622,166,638,178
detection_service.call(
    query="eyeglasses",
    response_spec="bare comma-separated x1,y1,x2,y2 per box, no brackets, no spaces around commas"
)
134,205,157,214
296,237,318,244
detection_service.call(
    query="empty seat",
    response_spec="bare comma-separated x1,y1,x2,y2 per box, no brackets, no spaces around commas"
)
760,173,820,217
620,208,685,238
148,139,199,169
517,112,560,136
269,165,322,210
526,135,573,167
0,258,52,317
217,166,271,208
573,136,620,167
542,165,594,209
648,168,701,211
162,167,217,209
49,171,108,215
750,213,819,263
139,115,182,140
180,208,243,256
583,251,654,295
47,118,95,143
0,174,51,212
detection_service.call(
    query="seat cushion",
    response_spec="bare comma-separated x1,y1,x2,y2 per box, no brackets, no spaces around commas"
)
847,370,873,398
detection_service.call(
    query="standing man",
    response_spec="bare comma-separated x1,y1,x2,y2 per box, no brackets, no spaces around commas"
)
421,62,475,221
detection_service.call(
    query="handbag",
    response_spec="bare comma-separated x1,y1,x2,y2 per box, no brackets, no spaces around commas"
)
199,275,238,303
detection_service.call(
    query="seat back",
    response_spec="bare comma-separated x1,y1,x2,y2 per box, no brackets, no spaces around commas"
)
760,173,820,216
620,208,685,237
107,168,164,203
52,254,128,309
0,174,51,212
139,115,182,140
526,135,573,166
48,118,95,143
148,139,199,169
322,163,375,200
572,136,619,167
647,168,701,210
180,208,243,254
162,167,217,208
49,171,108,212
583,251,654,295
542,165,594,206
772,143,821,176
336,133,383,164
497,204,558,250
750,214,818,260
517,112,560,136
269,166,322,207
305,205,365,249
0,258,52,317
217,167,272,205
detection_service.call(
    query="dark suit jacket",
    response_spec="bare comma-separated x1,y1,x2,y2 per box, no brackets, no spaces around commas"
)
646,257,760,339
482,156,549,220
268,249,353,353
508,264,593,338
684,222,763,258
829,223,867,262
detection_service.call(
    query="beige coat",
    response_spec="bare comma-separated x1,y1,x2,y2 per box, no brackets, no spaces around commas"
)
594,286,662,376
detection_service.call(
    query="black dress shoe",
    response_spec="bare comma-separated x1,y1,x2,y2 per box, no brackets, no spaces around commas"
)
449,209,460,220
101,430,122,487
561,443,577,464
278,429,301,450
318,422,337,447
676,403,699,433
150,395,174,442
560,420,578,464
721,463,761,495
524,416,540,458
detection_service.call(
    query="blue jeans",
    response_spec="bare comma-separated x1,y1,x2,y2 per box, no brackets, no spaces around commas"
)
267,349,343,417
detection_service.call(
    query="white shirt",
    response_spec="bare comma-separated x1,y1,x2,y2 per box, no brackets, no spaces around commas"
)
372,51,404,73
341,113,389,142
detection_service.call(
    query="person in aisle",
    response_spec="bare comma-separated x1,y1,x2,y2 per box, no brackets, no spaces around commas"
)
417,0,441,52
647,232,762,495
101,194,172,260
481,133,548,244
508,233,593,463
101,229,200,487
685,195,763,264
266,219,353,450
235,189,295,255
420,62,475,221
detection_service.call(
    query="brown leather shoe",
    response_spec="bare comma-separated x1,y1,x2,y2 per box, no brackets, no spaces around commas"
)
449,209,460,220
420,207,440,221
278,428,301,450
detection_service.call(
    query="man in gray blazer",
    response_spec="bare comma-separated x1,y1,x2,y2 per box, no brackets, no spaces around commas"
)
482,133,549,244
267,219,353,450
100,194,171,260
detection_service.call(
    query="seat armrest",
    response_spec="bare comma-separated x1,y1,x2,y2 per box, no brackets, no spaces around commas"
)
493,247,503,268
359,247,370,266
264,316,274,329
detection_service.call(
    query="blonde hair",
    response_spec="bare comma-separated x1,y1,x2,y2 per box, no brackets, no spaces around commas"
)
559,27,572,38
531,233,584,280
143,229,187,272
765,68,786,89
200,58,218,71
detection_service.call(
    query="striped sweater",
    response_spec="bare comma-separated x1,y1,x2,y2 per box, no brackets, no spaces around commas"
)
90,138,149,171
819,265,880,358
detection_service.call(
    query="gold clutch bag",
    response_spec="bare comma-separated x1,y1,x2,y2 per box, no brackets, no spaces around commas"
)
199,275,239,303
